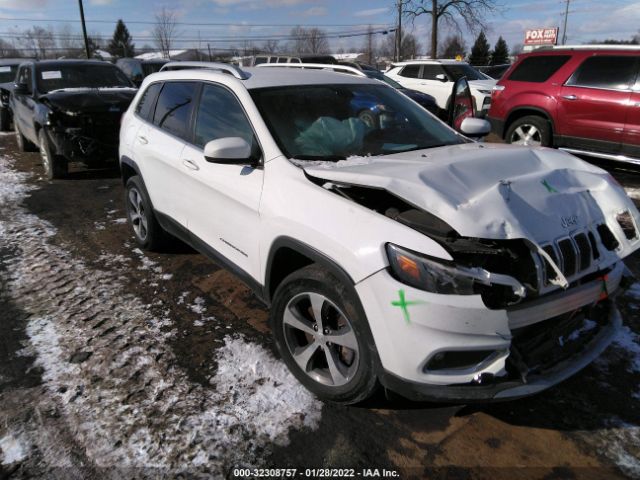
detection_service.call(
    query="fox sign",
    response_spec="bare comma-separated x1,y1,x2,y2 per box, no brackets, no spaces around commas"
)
524,28,559,46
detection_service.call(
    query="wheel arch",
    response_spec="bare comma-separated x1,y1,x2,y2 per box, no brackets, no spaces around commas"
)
504,107,555,139
120,155,142,186
264,236,356,304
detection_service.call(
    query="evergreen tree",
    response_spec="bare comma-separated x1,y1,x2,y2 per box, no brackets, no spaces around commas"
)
491,36,509,65
439,35,466,59
468,30,490,65
108,20,135,58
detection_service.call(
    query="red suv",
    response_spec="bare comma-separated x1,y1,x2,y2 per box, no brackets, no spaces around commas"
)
488,46,640,163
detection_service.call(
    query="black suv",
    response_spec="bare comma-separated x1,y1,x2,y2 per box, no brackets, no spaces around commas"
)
11,60,137,179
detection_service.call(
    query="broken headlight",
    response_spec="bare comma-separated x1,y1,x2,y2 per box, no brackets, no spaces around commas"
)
386,243,475,295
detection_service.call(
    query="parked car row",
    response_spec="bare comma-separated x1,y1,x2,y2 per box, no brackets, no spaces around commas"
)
4,53,640,404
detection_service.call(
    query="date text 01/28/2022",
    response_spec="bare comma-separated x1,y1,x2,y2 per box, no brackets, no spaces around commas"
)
232,468,400,478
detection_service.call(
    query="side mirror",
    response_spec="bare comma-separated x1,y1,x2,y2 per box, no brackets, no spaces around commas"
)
435,73,449,83
448,77,477,133
13,82,30,95
459,117,491,138
204,137,253,164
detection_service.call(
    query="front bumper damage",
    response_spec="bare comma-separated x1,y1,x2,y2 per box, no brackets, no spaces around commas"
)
48,126,119,163
356,261,631,402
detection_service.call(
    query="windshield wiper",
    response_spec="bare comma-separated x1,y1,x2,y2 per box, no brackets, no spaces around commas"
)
292,154,346,161
393,143,453,153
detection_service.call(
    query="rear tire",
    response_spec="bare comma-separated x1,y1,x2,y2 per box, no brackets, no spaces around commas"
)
39,129,67,179
505,115,552,147
124,175,170,251
270,264,379,404
0,107,11,132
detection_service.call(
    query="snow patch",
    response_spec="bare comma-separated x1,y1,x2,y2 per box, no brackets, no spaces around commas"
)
112,217,128,224
0,433,29,465
189,296,207,314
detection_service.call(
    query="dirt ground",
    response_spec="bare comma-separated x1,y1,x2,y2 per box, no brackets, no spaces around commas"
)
1,132,640,479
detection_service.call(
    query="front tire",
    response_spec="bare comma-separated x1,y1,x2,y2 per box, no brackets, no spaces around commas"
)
0,107,11,132
39,129,67,179
270,265,379,404
15,124,37,152
505,115,552,147
124,175,169,251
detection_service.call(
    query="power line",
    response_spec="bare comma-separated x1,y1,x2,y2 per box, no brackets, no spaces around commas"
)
0,16,391,28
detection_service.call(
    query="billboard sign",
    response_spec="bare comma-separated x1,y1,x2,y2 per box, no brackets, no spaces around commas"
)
524,28,559,46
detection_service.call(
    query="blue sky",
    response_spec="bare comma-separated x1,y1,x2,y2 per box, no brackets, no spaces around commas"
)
0,0,638,54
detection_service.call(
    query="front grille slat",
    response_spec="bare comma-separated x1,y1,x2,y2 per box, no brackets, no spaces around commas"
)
558,239,577,277
541,227,605,286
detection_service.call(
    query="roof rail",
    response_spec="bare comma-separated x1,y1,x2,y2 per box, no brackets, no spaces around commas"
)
256,62,366,77
159,61,250,80
535,44,640,51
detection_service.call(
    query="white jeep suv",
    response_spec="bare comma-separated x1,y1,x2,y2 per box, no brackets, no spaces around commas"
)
119,64,639,404
386,60,495,115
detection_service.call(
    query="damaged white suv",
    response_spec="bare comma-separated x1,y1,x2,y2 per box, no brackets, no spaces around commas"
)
119,64,640,404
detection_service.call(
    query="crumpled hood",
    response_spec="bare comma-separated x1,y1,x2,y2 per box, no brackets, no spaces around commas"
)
468,79,496,91
40,88,137,115
302,143,640,255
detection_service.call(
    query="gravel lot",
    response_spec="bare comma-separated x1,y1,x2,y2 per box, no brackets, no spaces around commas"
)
1,132,640,479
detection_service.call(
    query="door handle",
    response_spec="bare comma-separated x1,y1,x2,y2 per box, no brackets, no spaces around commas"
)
562,95,577,101
182,159,200,171
137,135,148,144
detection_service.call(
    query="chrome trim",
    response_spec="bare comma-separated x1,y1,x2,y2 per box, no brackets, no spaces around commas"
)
560,148,640,166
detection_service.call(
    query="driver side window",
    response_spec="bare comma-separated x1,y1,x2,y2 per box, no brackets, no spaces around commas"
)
193,83,255,149
17,66,31,90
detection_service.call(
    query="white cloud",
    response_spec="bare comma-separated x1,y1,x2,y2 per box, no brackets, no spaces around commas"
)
300,6,326,17
354,7,388,17
0,0,46,9
89,0,113,5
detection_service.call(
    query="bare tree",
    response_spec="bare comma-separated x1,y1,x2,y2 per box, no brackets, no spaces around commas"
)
153,7,179,59
0,38,20,58
262,39,280,54
379,32,421,60
288,26,329,54
306,28,329,54
21,26,55,59
57,24,83,58
362,25,376,64
406,0,498,59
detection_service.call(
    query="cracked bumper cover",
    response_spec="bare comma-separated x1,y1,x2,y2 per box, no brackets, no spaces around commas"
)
48,127,118,161
356,262,625,402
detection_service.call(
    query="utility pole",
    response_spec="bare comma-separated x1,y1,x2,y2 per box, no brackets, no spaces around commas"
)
78,0,91,58
207,43,212,61
561,0,570,45
396,0,402,61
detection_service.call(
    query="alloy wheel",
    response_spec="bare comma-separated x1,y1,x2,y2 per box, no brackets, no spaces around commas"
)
510,124,542,146
127,187,148,241
282,292,359,387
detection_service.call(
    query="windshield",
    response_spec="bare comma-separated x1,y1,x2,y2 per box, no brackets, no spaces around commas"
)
0,65,18,83
442,64,486,81
365,70,403,89
250,84,462,161
36,64,132,93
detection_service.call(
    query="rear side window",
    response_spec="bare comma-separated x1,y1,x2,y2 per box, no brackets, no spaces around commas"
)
135,82,162,121
193,84,255,149
421,65,445,80
153,82,198,139
399,65,420,78
566,56,638,90
508,55,571,83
